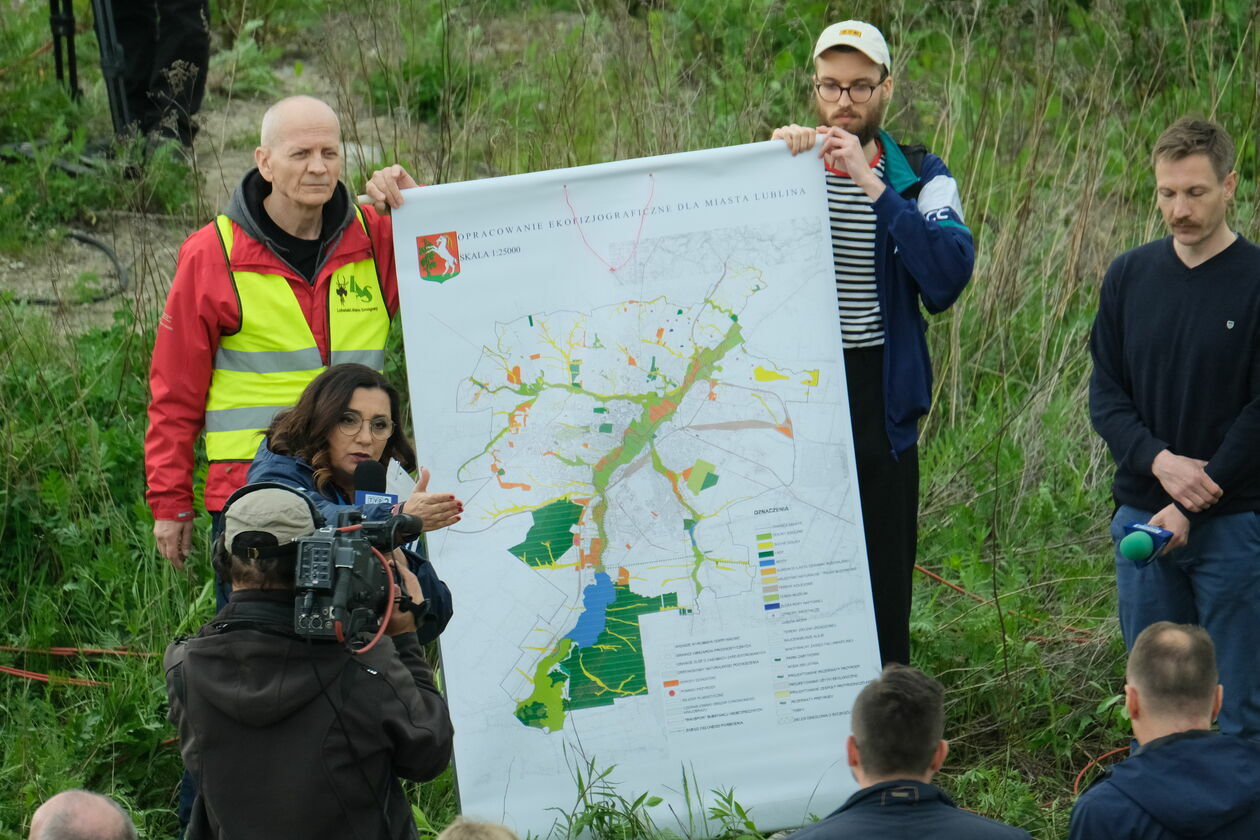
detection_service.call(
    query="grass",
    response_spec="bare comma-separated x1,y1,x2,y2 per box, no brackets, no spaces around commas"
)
2,0,1258,837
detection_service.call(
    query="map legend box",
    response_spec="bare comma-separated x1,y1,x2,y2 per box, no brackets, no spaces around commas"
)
757,531,781,610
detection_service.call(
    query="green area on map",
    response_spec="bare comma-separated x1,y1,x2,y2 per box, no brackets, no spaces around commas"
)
507,499,583,568
685,459,720,494
514,584,680,731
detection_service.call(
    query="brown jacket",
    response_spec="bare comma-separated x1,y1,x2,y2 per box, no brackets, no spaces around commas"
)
165,590,452,840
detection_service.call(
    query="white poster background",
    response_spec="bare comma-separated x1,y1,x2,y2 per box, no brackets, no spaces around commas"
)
392,141,881,836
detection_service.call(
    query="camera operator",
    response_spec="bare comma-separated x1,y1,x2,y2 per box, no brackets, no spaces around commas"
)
164,484,453,840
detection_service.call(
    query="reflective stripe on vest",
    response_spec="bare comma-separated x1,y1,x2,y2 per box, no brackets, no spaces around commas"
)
204,209,390,462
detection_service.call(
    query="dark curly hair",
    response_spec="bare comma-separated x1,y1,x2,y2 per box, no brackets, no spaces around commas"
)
264,364,417,496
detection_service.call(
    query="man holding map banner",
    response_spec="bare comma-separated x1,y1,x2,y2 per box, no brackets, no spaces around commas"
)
774,20,975,665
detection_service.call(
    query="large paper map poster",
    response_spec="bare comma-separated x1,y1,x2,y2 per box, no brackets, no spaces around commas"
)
392,141,881,836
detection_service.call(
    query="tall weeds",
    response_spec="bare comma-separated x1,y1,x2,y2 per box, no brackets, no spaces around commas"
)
1,0,1257,836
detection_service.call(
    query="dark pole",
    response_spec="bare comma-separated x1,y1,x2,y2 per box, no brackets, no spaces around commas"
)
48,0,81,100
90,0,132,136
64,0,80,99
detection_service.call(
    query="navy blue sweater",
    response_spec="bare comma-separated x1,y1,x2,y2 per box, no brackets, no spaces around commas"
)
1089,235,1260,519
1069,730,1260,839
790,779,1029,839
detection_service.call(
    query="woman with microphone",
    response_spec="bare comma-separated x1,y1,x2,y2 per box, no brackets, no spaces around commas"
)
247,362,461,641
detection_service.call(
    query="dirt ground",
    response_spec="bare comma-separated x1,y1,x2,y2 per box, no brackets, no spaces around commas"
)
0,57,382,333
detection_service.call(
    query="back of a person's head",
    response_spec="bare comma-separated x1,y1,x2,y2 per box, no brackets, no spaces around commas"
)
851,663,945,779
436,817,521,840
212,484,320,589
1127,621,1219,718
29,790,136,840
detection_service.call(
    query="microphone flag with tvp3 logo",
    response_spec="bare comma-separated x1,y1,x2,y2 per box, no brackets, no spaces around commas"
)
354,460,397,507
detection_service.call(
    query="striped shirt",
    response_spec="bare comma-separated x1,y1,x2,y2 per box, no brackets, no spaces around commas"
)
827,151,885,348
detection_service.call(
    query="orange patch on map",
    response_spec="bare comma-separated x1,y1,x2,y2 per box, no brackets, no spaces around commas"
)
507,366,521,385
508,401,533,433
530,353,541,360
489,453,531,491
648,399,676,423
594,446,624,473
618,567,630,585
579,537,604,568
657,464,685,504
776,418,794,438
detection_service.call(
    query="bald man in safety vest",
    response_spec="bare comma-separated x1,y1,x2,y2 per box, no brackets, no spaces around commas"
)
145,96,398,582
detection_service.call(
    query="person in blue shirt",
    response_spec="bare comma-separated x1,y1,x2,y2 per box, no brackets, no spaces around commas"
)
1069,622,1260,839
791,664,1029,839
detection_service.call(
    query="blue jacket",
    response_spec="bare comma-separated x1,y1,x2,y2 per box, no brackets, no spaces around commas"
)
790,779,1029,839
868,130,974,455
1069,730,1260,839
246,440,453,644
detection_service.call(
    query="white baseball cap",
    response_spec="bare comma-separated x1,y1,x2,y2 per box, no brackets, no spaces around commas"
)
813,20,891,73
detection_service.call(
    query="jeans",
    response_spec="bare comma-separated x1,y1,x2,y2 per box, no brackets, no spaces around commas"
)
1112,504,1260,739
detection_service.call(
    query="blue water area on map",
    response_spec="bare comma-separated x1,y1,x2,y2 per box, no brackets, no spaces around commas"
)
566,571,616,648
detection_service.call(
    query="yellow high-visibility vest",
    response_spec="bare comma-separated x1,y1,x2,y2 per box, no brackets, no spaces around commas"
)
204,209,390,462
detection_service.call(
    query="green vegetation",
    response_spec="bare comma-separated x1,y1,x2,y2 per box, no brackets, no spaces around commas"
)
2,0,1258,837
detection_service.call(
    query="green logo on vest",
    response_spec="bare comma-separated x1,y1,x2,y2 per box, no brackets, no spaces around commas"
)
336,276,374,306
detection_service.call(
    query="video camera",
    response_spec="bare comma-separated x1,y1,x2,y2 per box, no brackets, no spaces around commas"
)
293,510,424,642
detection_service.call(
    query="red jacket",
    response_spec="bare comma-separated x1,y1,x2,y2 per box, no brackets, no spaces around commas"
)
145,173,398,520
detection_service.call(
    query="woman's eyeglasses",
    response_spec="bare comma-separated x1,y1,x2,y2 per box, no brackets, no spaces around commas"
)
337,411,394,440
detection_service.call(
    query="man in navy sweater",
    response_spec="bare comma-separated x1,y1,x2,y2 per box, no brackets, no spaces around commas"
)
791,664,1029,839
1069,622,1260,839
1089,117,1260,738
773,20,974,665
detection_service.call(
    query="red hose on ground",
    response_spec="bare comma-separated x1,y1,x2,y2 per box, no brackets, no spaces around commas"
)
0,664,104,687
0,646,157,658
914,564,1093,641
1073,745,1130,795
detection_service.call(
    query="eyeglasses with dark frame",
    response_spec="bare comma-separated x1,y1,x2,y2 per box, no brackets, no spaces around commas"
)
813,77,886,104
336,410,395,440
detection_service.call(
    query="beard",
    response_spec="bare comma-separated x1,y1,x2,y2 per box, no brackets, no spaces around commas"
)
817,94,887,147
